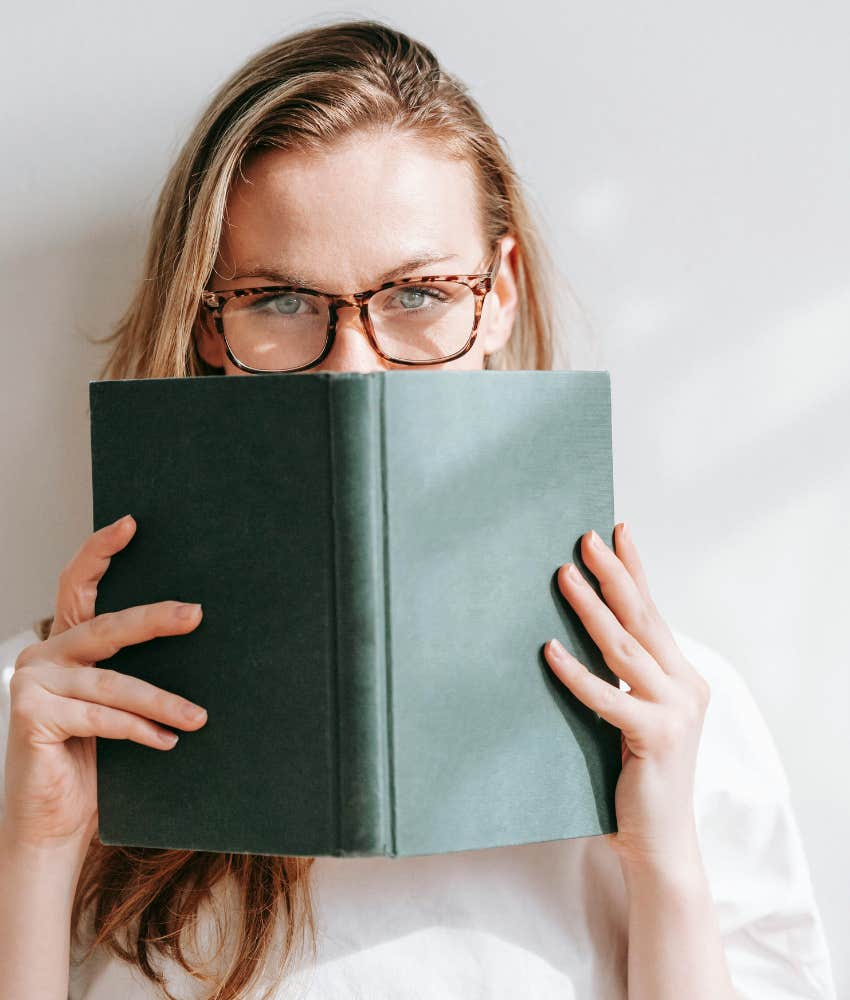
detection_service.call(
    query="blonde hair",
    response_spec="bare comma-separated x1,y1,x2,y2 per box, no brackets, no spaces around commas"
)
36,16,566,1000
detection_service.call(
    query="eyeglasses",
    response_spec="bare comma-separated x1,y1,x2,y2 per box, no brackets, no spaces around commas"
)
199,242,502,373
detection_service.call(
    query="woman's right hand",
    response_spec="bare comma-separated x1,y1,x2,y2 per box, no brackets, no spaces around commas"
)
2,514,208,852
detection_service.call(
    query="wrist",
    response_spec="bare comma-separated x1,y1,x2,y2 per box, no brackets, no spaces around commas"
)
614,830,705,889
0,820,92,881
616,835,710,897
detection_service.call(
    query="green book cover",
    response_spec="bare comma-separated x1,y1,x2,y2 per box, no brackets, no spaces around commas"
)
89,369,621,857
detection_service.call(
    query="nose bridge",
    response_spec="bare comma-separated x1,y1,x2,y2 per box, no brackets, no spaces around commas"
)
325,295,387,370
330,293,363,310
328,295,368,334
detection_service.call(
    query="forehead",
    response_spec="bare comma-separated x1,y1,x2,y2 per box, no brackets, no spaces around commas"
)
217,131,485,283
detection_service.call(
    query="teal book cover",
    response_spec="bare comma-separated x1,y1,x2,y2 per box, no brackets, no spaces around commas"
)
89,369,621,857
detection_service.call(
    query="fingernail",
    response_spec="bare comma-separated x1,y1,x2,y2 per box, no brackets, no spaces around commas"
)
113,514,133,527
176,603,202,619
183,703,207,722
621,522,631,543
566,563,583,584
588,529,601,549
549,638,567,660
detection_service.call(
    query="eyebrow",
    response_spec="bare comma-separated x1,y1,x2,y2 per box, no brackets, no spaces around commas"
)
222,251,461,293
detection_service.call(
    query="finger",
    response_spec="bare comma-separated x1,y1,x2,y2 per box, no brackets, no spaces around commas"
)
47,600,203,667
611,522,653,602
32,662,208,732
49,515,137,638
580,525,692,679
28,687,184,751
544,638,648,735
557,561,669,700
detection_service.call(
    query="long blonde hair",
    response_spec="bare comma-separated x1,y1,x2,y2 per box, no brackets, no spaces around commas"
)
36,16,565,1000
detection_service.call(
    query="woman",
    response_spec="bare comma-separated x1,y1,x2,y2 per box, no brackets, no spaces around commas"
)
0,18,835,1000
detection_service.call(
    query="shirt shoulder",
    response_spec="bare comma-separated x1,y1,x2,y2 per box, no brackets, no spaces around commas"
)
0,626,42,666
0,625,43,824
671,628,789,796
0,625,42,701
669,627,837,999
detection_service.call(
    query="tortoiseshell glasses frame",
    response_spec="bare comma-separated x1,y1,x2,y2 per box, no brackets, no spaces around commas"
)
198,241,503,373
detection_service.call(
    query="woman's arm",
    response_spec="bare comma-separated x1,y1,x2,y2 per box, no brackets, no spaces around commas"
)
0,515,207,998
618,834,735,1000
543,523,737,998
0,824,89,1000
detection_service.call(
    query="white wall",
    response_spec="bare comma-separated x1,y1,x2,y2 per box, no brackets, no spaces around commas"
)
1,0,847,990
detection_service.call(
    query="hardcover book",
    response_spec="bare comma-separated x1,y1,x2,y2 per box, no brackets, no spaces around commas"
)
89,369,621,857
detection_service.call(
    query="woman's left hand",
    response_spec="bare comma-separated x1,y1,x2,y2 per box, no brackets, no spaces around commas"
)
544,522,711,875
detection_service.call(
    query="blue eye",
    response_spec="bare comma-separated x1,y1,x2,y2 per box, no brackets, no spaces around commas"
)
250,293,314,316
393,286,449,310
271,295,303,315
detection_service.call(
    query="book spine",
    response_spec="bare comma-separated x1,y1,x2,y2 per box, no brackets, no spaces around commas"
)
328,376,393,855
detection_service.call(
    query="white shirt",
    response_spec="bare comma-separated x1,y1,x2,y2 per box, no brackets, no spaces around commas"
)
0,625,837,999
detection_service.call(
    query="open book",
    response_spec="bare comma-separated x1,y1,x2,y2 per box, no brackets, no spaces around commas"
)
89,369,621,857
